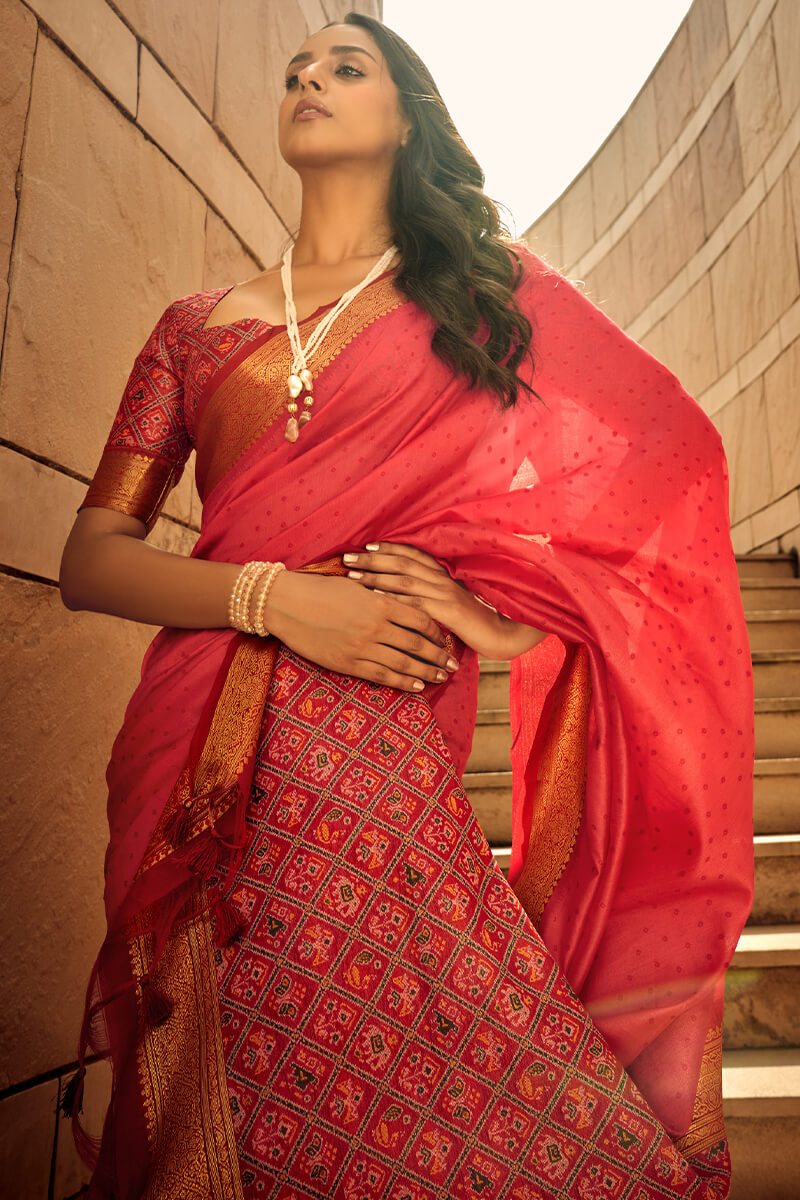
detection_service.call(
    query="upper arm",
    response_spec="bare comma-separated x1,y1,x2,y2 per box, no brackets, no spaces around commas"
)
67,506,147,543
59,506,147,608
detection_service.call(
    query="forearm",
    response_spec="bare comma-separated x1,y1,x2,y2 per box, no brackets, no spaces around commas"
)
60,516,240,630
491,615,545,660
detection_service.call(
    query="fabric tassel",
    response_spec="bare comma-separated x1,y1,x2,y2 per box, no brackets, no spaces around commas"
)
214,896,246,946
139,974,174,1027
163,801,193,847
183,835,219,877
59,1067,86,1118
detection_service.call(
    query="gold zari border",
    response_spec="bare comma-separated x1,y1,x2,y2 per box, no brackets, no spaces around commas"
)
675,1024,725,1159
139,635,278,877
513,643,591,925
196,274,406,498
130,889,243,1200
81,447,179,532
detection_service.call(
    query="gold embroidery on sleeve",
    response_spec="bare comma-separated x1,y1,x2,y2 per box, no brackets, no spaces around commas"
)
81,448,179,532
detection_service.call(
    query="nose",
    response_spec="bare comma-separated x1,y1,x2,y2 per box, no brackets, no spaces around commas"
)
296,61,324,92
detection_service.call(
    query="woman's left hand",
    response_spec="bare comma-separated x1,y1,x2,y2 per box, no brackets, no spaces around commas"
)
343,543,544,661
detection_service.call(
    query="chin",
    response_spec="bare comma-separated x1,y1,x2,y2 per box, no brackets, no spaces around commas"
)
280,131,337,164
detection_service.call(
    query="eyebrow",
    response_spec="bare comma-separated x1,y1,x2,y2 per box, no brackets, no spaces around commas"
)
286,45,377,70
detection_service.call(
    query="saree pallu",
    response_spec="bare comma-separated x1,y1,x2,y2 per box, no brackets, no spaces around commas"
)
74,246,753,1198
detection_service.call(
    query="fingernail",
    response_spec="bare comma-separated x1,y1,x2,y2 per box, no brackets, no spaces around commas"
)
348,570,363,579
412,679,424,690
436,670,447,682
446,657,459,671
365,542,380,551
343,553,358,564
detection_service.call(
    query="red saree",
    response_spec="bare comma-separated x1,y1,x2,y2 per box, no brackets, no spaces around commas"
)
72,244,753,1198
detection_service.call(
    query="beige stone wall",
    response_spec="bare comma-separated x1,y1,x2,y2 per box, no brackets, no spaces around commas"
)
524,0,800,559
0,0,379,1191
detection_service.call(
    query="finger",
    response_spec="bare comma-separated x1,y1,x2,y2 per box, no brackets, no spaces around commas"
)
347,558,445,585
351,659,432,693
382,596,447,645
367,542,449,572
382,614,459,671
344,546,448,578
370,644,451,684
348,569,446,597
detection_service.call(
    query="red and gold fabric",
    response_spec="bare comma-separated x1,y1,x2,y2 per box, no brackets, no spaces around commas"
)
71,247,752,1198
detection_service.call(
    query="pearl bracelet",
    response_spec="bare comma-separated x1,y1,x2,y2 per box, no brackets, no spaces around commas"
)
254,562,286,637
228,561,270,633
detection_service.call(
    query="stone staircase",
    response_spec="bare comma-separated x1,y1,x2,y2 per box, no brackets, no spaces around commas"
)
464,553,800,1200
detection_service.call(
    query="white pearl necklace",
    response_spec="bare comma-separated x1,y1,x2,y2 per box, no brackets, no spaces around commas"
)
280,242,399,442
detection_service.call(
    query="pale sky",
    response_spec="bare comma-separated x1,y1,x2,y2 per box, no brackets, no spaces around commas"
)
382,0,694,233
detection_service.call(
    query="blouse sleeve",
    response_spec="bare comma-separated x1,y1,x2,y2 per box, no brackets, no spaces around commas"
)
80,300,194,533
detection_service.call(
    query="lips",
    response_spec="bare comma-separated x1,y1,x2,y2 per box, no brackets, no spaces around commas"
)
294,98,331,121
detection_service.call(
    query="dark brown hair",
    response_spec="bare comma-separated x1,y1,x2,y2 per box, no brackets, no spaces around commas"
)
341,12,535,408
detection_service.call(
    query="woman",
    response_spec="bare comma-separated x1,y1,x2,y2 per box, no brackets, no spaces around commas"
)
60,12,753,1198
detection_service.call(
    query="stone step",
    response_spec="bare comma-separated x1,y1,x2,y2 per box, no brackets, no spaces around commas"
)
724,965,800,1050
465,709,512,775
723,1048,800,1117
752,650,800,699
724,1051,800,1198
753,759,800,834
465,760,800,843
754,698,800,758
740,579,800,611
747,611,800,651
476,659,510,710
752,835,800,925
488,842,513,872
736,553,798,580
726,1113,800,1200
463,771,513,843
732,925,800,969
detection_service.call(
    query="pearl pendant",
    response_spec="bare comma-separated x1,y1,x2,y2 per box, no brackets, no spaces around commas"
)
299,367,314,391
285,416,299,442
288,374,303,399
298,411,311,427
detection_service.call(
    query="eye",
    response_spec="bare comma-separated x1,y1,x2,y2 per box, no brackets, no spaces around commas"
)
336,63,364,79
284,73,298,91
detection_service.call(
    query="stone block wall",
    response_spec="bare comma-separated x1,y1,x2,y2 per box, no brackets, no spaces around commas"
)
0,1,379,1192
524,0,800,558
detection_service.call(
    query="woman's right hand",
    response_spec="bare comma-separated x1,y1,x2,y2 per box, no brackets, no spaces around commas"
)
262,571,459,692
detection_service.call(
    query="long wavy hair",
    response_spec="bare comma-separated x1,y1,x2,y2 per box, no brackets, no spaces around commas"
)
340,12,536,408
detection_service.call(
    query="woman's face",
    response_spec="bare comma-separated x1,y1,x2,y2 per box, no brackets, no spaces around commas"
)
278,25,410,173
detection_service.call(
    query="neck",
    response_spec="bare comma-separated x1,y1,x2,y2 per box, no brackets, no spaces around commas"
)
290,164,395,266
